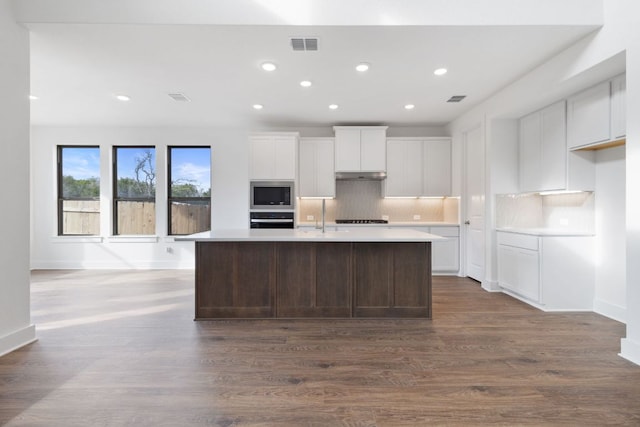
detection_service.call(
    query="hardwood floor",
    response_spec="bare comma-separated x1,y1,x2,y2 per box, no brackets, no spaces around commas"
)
1,270,639,426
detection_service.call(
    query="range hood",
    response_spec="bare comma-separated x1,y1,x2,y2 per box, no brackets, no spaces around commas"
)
335,171,387,180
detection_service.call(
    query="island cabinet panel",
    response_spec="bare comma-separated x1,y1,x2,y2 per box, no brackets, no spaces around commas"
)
277,242,352,317
353,242,431,318
196,242,276,318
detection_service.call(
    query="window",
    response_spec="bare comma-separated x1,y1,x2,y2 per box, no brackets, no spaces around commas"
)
113,146,156,235
58,146,101,235
168,146,211,235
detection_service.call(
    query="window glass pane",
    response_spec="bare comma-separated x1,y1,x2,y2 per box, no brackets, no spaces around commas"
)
116,200,156,235
62,200,100,235
116,147,156,198
62,147,100,198
170,200,211,235
170,147,211,198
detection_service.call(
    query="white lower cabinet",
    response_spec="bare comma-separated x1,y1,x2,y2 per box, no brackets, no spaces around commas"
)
429,226,459,273
497,231,595,310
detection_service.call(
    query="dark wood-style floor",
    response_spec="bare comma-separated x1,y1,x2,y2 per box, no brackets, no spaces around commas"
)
1,271,639,426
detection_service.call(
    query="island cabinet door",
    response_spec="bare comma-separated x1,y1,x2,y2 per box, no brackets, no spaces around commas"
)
353,242,431,318
195,242,276,319
276,242,352,317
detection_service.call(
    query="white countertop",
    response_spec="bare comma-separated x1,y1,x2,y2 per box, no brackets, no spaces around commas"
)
297,221,459,227
176,228,444,242
496,227,595,237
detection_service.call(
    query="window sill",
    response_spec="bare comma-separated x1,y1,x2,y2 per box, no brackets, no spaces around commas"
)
107,236,159,243
51,236,104,243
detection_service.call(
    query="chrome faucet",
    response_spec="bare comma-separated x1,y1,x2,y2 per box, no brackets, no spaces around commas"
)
321,198,326,233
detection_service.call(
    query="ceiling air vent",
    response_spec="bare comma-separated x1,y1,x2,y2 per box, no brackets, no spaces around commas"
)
168,93,191,102
291,37,318,51
447,95,466,103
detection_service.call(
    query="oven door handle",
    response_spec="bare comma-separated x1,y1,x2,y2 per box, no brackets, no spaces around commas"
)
250,219,294,223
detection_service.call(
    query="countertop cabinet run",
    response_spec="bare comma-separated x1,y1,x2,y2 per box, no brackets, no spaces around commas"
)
334,126,387,172
497,231,595,311
298,137,335,198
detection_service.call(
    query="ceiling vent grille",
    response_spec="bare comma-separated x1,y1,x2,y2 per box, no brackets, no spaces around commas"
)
447,95,466,103
291,37,318,51
168,93,190,102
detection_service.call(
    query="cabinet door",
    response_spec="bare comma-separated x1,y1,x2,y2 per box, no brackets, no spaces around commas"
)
385,140,422,197
298,139,316,197
315,139,335,197
274,137,297,180
540,101,567,191
519,111,542,193
249,137,276,179
360,128,387,171
516,248,540,302
335,128,361,171
567,81,611,149
423,139,452,196
611,74,626,140
431,238,459,272
498,245,519,292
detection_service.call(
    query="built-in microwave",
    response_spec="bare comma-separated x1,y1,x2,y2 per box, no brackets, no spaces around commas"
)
250,181,295,210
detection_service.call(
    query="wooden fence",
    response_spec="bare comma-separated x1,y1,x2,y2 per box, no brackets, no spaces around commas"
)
62,200,210,235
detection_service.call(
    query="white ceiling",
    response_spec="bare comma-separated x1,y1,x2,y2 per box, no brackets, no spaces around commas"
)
27,19,600,128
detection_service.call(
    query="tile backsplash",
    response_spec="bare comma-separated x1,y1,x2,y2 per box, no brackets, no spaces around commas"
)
298,180,459,223
496,192,594,232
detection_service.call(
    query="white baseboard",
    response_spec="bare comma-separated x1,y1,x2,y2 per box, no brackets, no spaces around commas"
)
482,279,502,292
0,325,37,357
620,338,640,366
31,260,195,270
594,299,626,323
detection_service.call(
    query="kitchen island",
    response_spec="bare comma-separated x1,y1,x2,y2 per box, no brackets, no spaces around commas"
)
178,228,442,319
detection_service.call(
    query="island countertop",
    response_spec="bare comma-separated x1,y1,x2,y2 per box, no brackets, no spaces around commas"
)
176,228,444,243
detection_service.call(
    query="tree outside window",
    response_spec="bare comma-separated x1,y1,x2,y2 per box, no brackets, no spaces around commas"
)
114,147,156,235
168,146,211,235
58,146,100,235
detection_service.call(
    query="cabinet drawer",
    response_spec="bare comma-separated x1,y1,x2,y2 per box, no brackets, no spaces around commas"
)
497,232,539,251
429,226,459,237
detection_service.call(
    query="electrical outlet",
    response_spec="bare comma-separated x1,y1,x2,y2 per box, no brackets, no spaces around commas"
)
166,247,173,254
306,215,315,221
381,215,389,221
413,214,421,220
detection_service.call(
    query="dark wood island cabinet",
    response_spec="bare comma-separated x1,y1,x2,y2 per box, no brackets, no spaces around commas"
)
185,228,439,319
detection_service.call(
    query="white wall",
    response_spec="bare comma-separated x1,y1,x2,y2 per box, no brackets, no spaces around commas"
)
594,146,626,322
0,0,36,356
31,126,250,269
448,0,640,365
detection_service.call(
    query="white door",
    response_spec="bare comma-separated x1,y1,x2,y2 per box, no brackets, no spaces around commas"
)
464,126,485,282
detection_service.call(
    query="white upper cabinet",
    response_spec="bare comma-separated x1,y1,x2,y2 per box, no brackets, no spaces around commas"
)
334,126,387,172
567,75,626,150
423,139,452,197
384,138,451,197
249,133,298,180
298,138,335,198
384,139,423,197
610,74,626,140
519,101,566,192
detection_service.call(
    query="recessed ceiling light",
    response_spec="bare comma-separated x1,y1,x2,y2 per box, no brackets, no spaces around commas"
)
404,104,415,110
252,104,264,110
300,80,312,87
329,104,339,110
115,94,130,102
356,63,370,72
434,68,448,76
261,62,277,71
29,95,38,100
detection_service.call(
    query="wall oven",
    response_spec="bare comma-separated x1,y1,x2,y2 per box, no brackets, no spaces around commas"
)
250,211,295,229
250,181,295,210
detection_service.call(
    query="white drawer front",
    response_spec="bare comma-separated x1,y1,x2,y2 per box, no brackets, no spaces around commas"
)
428,226,459,237
497,231,539,251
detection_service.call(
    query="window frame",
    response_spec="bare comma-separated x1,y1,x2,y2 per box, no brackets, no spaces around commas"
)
57,145,101,236
112,145,157,235
167,145,212,236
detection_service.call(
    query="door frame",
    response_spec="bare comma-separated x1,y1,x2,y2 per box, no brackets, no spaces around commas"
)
462,123,485,283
